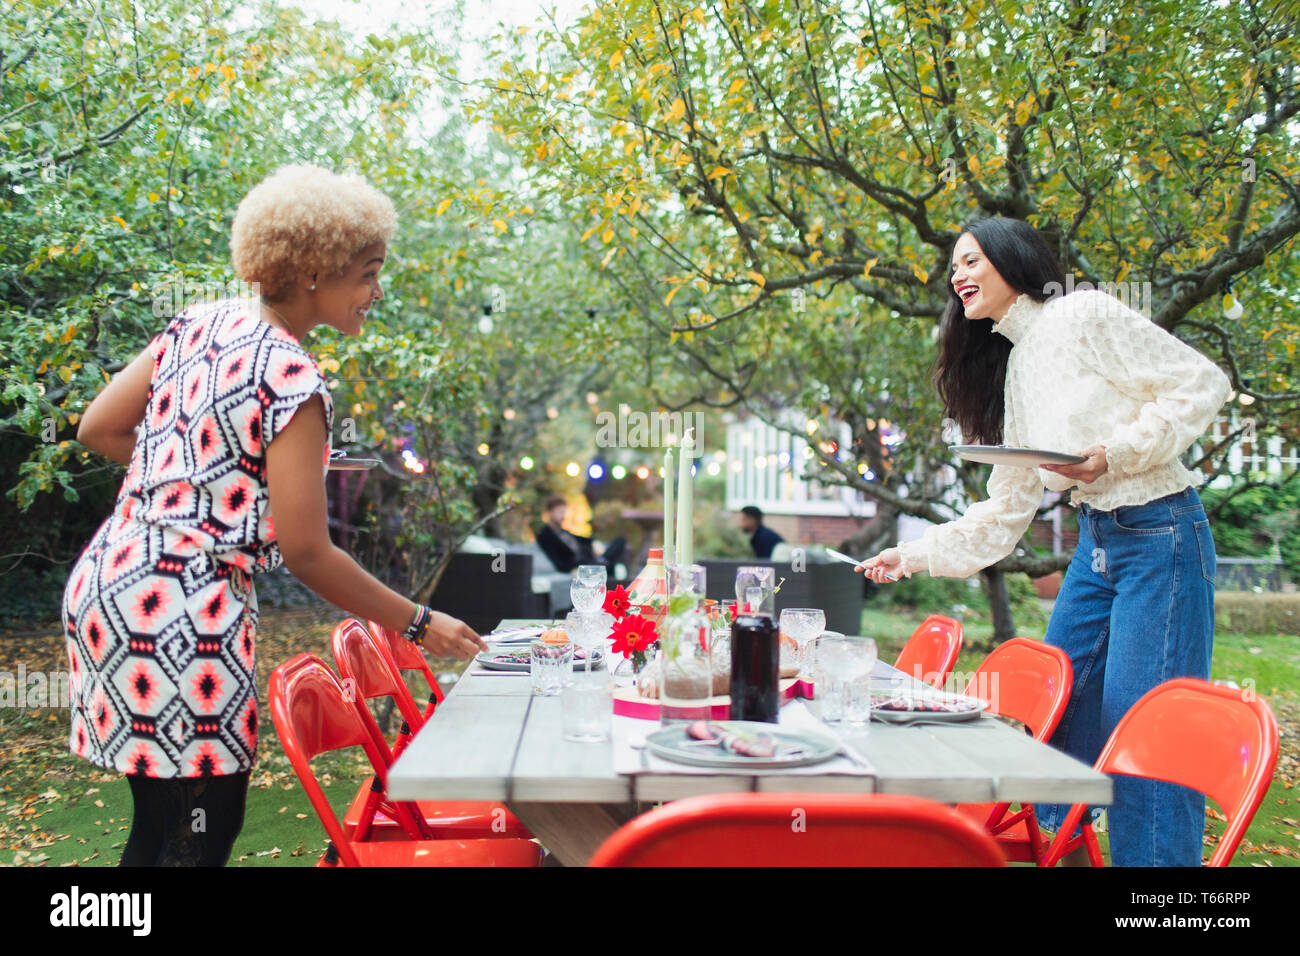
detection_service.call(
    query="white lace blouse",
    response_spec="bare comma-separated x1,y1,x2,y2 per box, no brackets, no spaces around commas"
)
897,289,1231,579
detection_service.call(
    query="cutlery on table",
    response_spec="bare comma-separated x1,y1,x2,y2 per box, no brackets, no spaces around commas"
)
823,547,898,582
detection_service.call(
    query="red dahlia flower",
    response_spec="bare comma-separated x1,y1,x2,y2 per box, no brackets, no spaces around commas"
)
603,584,632,619
610,612,659,656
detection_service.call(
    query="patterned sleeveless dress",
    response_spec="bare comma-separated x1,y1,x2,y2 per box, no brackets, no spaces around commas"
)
62,299,332,777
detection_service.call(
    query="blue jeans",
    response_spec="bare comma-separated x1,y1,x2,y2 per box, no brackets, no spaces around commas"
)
1035,487,1216,866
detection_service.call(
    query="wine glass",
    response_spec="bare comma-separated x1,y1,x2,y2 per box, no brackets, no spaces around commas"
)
816,633,878,726
571,564,607,613
566,609,609,674
779,608,826,681
734,566,774,615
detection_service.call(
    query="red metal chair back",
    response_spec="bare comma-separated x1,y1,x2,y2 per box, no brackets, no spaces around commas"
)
955,638,1073,862
962,637,1072,740
269,653,424,866
368,619,444,722
334,619,426,734
894,614,963,689
1043,678,1279,867
589,793,1005,867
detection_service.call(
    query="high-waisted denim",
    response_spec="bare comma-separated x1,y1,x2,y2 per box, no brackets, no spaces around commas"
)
1034,487,1216,866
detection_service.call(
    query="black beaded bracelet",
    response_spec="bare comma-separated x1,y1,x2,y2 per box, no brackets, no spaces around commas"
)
403,604,430,645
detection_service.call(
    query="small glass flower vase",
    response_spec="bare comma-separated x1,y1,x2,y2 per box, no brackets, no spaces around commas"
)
658,609,713,725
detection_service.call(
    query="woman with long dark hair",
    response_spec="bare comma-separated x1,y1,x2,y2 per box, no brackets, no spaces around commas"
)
860,217,1230,866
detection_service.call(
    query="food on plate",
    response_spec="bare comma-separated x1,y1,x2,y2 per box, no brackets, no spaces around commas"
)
685,721,777,758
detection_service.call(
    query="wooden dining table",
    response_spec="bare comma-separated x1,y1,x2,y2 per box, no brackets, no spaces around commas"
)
387,620,1113,865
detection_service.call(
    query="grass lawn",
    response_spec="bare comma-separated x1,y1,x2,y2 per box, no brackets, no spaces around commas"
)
1,606,458,867
2,601,1295,867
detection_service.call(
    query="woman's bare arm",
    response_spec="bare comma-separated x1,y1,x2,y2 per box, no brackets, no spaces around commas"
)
265,394,486,660
77,347,155,466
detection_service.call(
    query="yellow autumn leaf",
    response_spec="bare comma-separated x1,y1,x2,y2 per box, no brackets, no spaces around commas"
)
435,198,453,216
535,142,548,161
492,218,508,233
862,257,879,277
58,366,73,383
707,165,732,180
609,49,624,69
665,97,686,124
1014,100,1031,126
600,246,617,268
911,263,929,283
665,285,682,307
580,224,599,242
60,325,77,344
727,78,745,95
111,215,129,230
601,227,615,243
38,359,48,374
148,192,160,202
746,271,765,288
67,412,79,426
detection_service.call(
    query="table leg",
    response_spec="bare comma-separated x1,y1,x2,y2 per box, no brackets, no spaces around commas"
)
508,801,644,867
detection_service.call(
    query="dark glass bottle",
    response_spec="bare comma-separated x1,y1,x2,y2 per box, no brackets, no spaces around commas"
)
729,613,779,722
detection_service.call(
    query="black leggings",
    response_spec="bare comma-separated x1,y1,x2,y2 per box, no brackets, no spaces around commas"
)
119,771,250,867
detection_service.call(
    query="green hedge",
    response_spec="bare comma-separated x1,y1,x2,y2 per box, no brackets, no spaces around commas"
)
1214,592,1300,636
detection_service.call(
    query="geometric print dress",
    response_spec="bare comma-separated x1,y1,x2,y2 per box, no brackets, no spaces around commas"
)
62,299,332,777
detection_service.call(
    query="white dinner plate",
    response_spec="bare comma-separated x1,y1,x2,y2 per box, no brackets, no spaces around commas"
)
870,691,990,724
475,645,604,672
328,456,382,471
644,722,839,769
949,445,1087,468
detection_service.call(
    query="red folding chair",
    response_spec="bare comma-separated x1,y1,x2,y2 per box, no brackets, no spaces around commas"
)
268,653,542,867
894,614,963,689
331,619,530,840
954,637,1073,862
1040,677,1279,867
589,793,1005,866
368,619,444,724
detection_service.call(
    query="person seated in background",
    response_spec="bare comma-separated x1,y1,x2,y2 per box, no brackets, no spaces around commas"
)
739,505,784,559
535,496,626,573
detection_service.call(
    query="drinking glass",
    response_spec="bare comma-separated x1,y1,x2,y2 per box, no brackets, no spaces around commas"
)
779,608,826,681
530,638,572,695
815,633,877,726
566,609,611,674
657,609,713,725
667,563,706,599
734,566,775,616
571,564,607,612
561,669,612,742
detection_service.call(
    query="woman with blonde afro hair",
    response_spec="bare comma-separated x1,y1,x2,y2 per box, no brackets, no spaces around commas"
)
64,164,487,866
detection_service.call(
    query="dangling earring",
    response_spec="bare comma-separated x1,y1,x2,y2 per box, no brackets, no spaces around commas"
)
310,284,316,291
